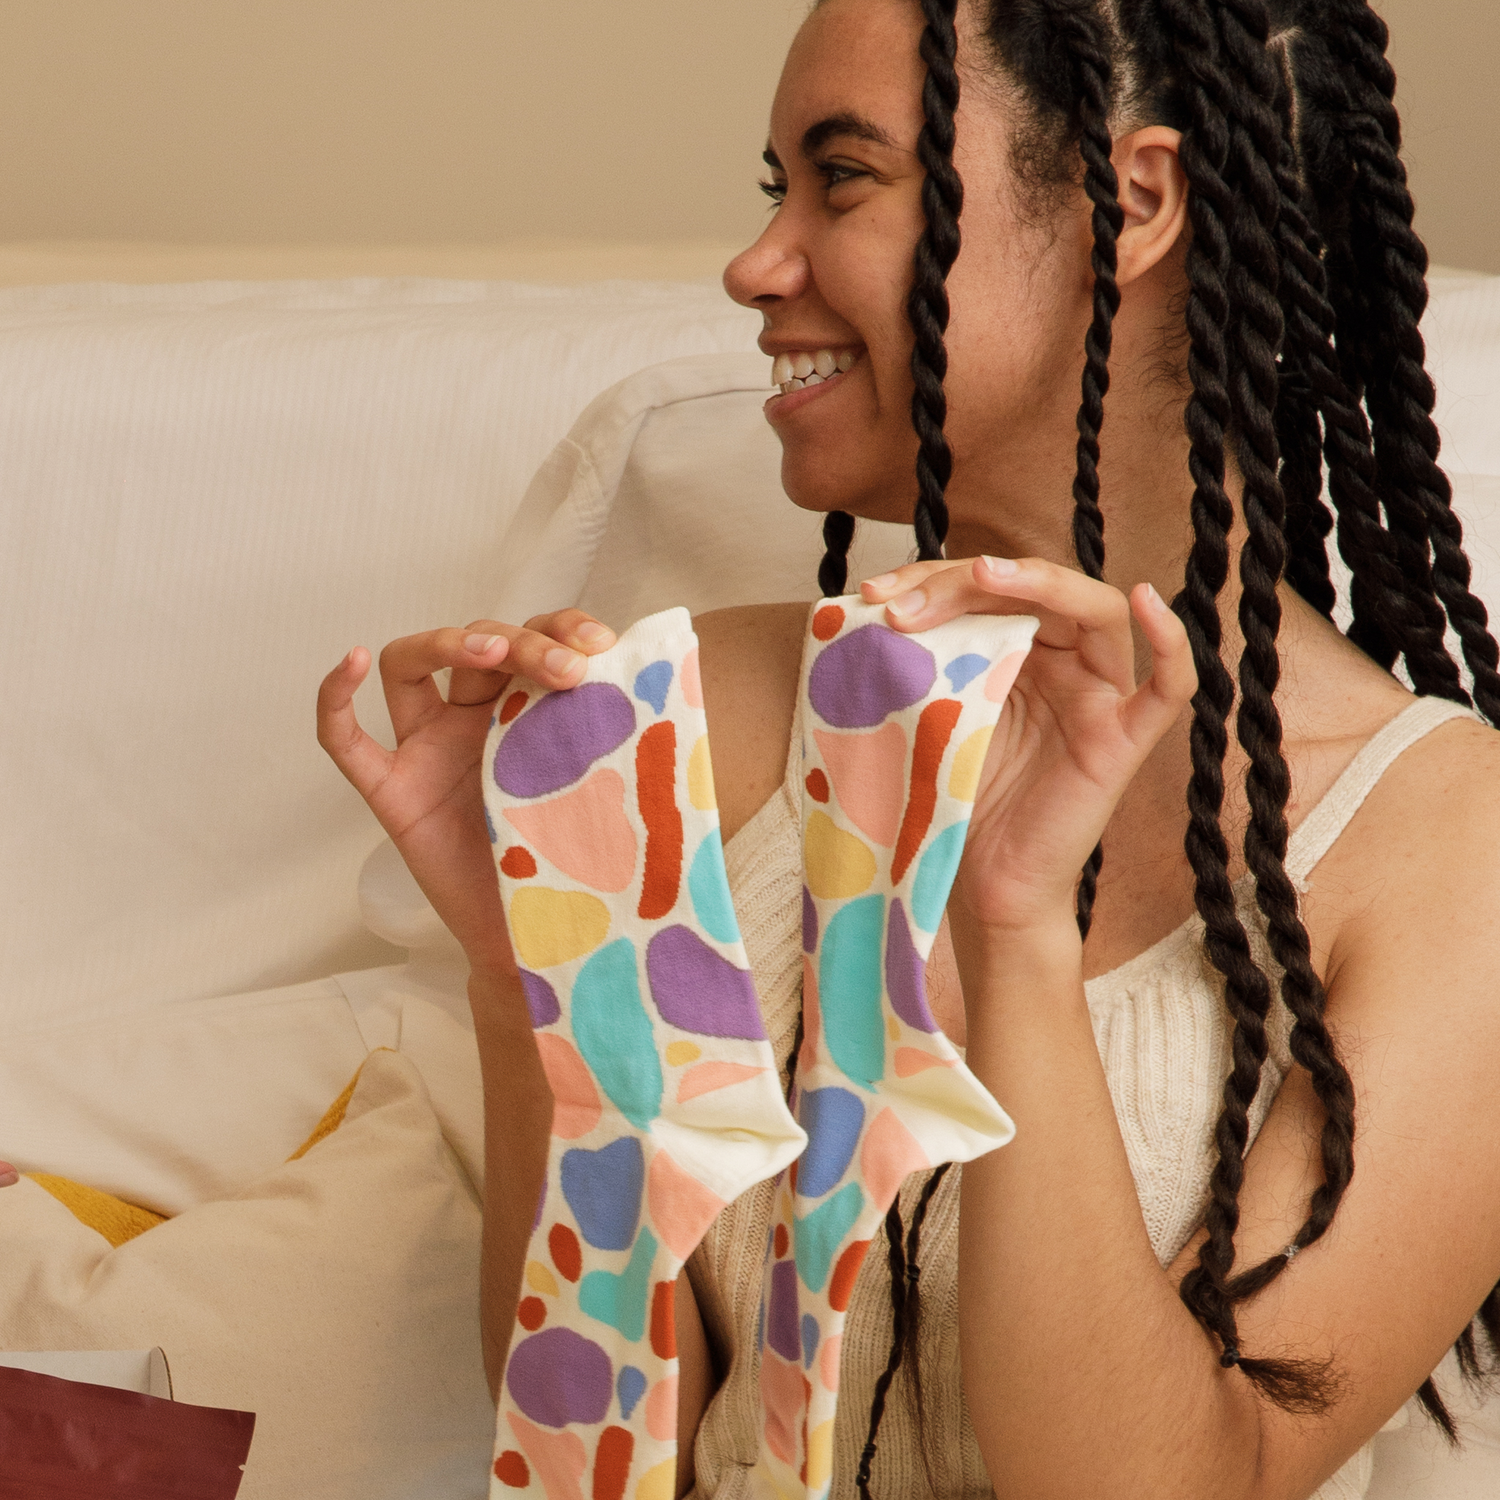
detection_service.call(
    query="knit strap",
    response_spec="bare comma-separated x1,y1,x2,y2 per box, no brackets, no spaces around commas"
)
1285,697,1478,887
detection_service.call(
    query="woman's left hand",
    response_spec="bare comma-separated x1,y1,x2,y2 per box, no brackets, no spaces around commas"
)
863,555,1196,939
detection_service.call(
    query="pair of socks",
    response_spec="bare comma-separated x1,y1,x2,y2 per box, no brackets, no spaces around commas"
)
483,602,1035,1500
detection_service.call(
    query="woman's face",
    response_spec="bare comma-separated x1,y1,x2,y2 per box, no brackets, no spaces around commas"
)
725,0,1094,551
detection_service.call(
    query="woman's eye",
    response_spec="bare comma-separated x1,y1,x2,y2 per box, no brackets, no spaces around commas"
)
758,178,788,205
818,162,868,191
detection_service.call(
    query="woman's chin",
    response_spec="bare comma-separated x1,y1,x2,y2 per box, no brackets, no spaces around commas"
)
778,459,912,530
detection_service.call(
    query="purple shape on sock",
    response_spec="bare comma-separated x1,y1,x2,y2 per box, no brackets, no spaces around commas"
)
646,926,767,1039
518,969,561,1028
801,886,818,954
796,1086,865,1198
767,1258,802,1363
885,899,938,1033
505,1327,613,1428
533,1176,546,1231
492,682,636,798
808,625,936,729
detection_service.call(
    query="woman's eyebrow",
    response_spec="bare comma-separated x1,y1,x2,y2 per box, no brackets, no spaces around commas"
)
761,112,900,173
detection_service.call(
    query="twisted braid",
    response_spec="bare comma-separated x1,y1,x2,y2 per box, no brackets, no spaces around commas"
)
908,0,963,562
1276,364,1335,621
1323,4,1500,716
1059,3,1122,941
819,510,857,598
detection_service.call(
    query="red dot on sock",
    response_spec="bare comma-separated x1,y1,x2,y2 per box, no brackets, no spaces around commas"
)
500,845,537,878
774,1223,789,1259
805,768,830,803
592,1426,634,1500
494,1451,530,1487
829,1239,872,1313
549,1223,582,1282
650,1280,678,1360
517,1296,546,1331
812,605,845,641
499,690,529,724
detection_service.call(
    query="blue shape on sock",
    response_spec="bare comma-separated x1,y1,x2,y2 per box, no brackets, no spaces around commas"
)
944,653,989,692
795,1182,865,1293
572,939,663,1128
561,1136,643,1250
633,660,673,715
580,1227,658,1342
617,1365,648,1420
801,1313,821,1369
796,1087,866,1198
484,805,498,844
911,822,969,932
688,830,740,944
819,895,887,1087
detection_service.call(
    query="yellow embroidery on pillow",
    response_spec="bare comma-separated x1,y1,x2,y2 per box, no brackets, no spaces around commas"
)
26,1174,166,1248
22,1049,394,1246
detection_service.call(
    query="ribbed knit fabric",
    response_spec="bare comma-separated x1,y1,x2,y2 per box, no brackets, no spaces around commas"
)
686,689,1474,1500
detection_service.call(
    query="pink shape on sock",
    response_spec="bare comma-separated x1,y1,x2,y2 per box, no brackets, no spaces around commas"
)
818,1334,842,1394
984,650,1028,703
759,1351,809,1466
861,1106,931,1208
506,1413,587,1500
535,1034,603,1139
681,647,703,708
648,1149,726,1260
503,769,638,893
676,1061,767,1102
645,1374,678,1441
813,724,907,848
893,1047,956,1078
800,957,821,1078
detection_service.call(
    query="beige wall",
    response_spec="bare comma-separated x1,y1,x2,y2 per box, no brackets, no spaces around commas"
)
0,0,1492,272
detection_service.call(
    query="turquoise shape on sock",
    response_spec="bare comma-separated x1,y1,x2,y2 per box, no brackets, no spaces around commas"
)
944,653,989,692
617,1365,647,1420
819,895,886,1087
688,830,739,944
633,661,673,714
794,1182,864,1293
572,939,663,1128
579,1226,657,1342
911,822,968,932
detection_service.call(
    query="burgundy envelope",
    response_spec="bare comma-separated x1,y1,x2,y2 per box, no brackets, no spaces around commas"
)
0,1364,254,1499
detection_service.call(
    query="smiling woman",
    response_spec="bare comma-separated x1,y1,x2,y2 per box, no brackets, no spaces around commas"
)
316,2,1500,1499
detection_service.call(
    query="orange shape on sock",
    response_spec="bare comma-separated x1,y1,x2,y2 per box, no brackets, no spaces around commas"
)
494,1450,530,1487
650,1279,678,1360
503,769,637,892
648,1149,727,1260
535,1034,603,1139
636,722,683,919
812,605,845,641
861,1107,931,1207
645,1375,678,1441
676,1061,767,1102
814,723,907,848
893,1046,956,1078
891,699,962,884
506,1413,587,1500
592,1426,634,1500
549,1222,582,1283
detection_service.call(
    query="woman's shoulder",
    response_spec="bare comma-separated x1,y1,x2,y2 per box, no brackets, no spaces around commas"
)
693,602,810,843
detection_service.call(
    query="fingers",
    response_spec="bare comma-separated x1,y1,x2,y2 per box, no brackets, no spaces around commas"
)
446,612,613,708
317,647,397,797
1118,583,1197,747
0,1162,17,1188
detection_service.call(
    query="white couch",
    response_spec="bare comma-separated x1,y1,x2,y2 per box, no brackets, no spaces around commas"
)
0,252,1495,1498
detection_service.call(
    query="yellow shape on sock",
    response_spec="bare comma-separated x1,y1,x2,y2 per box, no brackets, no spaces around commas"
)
665,1040,702,1067
27,1175,166,1248
804,810,877,900
508,887,611,969
635,1459,678,1500
948,724,995,802
806,1420,836,1490
687,735,717,810
525,1259,559,1296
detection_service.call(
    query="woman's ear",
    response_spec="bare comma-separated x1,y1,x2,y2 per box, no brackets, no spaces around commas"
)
1112,126,1189,287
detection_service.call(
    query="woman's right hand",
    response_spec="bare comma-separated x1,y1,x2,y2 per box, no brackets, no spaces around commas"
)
316,610,617,976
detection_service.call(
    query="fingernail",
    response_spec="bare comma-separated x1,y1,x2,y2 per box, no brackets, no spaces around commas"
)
982,556,1018,577
544,647,582,677
575,622,614,647
887,589,926,618
864,572,899,592
1144,583,1168,611
464,633,502,656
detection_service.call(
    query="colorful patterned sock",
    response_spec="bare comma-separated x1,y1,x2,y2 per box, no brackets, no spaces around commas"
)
483,608,807,1500
749,598,1037,1500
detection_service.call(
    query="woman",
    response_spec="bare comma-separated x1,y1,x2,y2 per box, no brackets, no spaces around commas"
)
317,1,1500,1495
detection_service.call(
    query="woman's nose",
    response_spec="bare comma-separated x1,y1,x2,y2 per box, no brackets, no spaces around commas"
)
723,219,810,310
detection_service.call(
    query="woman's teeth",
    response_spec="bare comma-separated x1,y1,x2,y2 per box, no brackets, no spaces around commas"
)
771,349,857,394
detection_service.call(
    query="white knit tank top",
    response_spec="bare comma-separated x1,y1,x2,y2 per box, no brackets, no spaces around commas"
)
686,694,1474,1500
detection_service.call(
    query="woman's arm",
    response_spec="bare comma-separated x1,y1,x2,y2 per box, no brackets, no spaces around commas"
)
867,559,1500,1499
